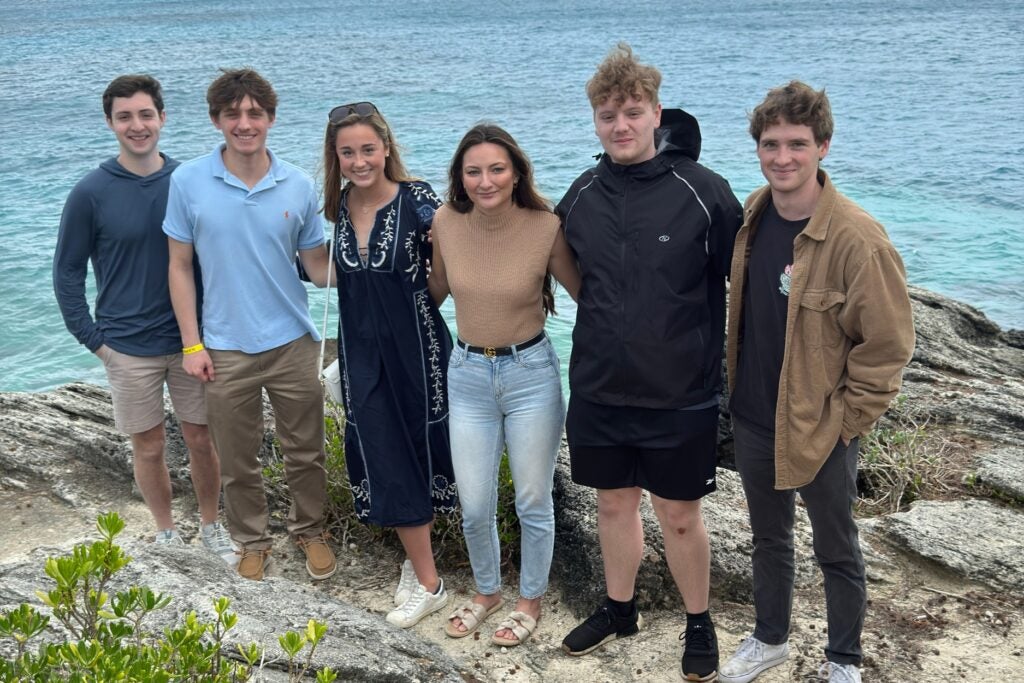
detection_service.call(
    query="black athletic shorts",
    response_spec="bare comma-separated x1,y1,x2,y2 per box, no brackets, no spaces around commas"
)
566,396,719,501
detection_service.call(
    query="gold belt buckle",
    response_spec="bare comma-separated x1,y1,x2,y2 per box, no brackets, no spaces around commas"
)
484,347,497,358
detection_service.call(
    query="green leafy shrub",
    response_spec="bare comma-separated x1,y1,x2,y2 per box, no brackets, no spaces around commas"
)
0,512,337,682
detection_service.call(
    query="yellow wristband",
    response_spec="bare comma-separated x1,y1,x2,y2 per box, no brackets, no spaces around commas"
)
182,343,205,355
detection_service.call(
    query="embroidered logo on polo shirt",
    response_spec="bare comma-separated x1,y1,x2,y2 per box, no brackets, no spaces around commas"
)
284,210,290,219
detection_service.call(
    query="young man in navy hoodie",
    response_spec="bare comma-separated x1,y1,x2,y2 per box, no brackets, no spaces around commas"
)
558,44,742,681
53,75,235,566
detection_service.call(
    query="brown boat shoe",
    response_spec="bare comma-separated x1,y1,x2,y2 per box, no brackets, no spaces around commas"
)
237,547,272,581
296,531,336,580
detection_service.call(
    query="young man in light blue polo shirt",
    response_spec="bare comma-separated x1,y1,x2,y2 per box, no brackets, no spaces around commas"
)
165,68,334,581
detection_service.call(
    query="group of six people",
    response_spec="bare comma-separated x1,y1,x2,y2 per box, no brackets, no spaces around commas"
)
54,43,915,683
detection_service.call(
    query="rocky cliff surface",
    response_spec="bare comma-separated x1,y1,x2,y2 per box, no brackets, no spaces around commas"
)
1,286,1021,680
553,285,1024,613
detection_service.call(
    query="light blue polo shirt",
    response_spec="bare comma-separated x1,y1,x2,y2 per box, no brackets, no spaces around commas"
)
163,144,325,353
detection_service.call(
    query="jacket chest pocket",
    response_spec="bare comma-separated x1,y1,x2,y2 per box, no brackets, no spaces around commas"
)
797,288,846,348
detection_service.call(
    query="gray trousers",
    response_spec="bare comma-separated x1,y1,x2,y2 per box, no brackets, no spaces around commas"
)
732,418,865,667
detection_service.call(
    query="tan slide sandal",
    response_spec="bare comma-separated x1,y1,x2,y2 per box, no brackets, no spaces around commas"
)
491,610,538,647
444,599,504,638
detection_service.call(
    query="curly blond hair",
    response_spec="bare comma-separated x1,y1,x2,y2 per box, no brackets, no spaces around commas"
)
586,43,661,108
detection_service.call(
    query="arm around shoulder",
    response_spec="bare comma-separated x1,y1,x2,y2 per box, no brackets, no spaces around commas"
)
426,221,450,306
548,227,580,301
709,181,744,279
298,243,332,288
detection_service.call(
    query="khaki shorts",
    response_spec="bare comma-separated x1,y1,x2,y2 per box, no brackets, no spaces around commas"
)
97,345,207,434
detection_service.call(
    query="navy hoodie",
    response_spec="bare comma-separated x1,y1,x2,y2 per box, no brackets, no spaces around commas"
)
53,154,198,356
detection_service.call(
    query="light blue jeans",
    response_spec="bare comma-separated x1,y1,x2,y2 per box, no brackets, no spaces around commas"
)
447,335,564,600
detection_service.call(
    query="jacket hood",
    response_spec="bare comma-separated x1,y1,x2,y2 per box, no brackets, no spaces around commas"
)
595,108,702,178
99,153,177,185
655,108,701,162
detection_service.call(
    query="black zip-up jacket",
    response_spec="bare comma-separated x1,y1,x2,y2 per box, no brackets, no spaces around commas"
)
558,109,743,409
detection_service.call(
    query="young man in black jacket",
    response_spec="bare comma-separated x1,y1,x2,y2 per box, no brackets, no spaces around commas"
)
558,44,742,682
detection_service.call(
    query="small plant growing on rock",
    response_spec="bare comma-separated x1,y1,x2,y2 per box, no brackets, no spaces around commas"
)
857,395,963,514
0,512,337,682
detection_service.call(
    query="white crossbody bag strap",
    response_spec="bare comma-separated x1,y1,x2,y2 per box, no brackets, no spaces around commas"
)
318,227,345,405
317,232,335,378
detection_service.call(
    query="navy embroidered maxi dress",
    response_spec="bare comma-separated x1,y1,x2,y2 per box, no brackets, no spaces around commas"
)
333,180,457,526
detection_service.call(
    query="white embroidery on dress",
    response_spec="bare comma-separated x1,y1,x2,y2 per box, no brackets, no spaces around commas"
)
431,474,459,514
350,478,371,519
340,359,353,415
408,182,440,205
336,214,360,269
372,205,396,268
404,229,420,280
404,182,439,281
415,290,446,416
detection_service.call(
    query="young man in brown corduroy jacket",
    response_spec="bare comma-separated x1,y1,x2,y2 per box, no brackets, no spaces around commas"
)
721,81,915,683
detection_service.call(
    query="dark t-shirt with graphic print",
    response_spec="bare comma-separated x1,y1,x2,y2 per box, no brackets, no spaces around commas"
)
730,199,810,434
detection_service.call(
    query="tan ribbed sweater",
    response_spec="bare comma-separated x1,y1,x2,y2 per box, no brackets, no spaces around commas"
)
432,203,558,347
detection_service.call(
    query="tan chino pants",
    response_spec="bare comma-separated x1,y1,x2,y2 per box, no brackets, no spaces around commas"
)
206,334,326,548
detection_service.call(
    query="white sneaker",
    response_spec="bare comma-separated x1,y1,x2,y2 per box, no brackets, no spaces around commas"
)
154,529,184,545
819,662,861,683
719,636,789,683
201,521,240,567
394,559,417,606
385,579,448,628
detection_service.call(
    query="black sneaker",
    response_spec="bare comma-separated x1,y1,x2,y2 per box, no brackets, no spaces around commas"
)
680,619,719,681
562,600,643,656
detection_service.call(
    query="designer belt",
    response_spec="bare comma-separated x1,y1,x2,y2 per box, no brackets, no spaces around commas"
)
457,331,545,358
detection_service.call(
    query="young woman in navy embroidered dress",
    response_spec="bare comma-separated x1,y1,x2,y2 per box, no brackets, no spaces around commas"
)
321,102,456,628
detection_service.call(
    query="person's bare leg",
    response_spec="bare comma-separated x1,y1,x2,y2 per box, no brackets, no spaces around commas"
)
395,523,440,593
131,423,173,531
598,487,645,601
650,494,710,613
180,421,220,526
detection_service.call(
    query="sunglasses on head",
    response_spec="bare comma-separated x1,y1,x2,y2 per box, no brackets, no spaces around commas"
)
328,101,378,123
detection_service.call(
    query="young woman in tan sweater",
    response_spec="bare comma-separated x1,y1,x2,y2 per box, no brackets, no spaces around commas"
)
428,124,580,646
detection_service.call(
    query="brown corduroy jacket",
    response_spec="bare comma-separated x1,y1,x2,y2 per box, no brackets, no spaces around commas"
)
726,170,916,490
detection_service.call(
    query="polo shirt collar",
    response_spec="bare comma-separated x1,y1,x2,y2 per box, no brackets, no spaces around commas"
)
209,143,289,192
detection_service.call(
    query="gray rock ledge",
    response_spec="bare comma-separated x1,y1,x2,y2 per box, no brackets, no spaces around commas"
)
878,499,1024,596
973,446,1024,502
0,539,466,682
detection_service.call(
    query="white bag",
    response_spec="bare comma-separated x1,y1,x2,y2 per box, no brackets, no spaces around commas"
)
321,358,343,404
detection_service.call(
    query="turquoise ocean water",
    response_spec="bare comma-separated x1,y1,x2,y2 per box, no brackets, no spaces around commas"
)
1,0,1021,393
